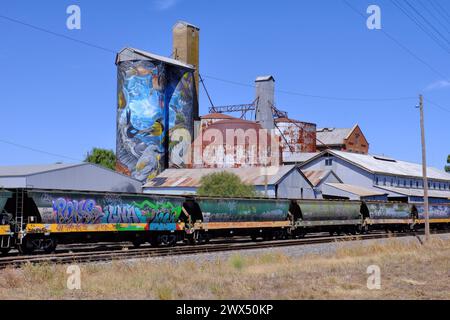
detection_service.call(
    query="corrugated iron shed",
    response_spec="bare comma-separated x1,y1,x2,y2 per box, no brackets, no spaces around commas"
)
325,183,387,197
375,186,450,199
144,165,298,188
283,152,319,164
316,127,354,146
303,170,341,187
304,150,450,181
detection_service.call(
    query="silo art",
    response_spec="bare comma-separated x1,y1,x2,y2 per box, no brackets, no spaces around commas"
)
116,49,196,182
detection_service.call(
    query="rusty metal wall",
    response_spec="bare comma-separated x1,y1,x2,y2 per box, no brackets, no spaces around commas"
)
275,120,317,153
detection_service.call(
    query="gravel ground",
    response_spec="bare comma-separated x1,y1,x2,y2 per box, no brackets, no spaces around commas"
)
122,233,450,266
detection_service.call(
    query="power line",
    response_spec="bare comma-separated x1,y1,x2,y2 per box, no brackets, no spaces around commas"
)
0,13,117,54
0,138,83,162
391,0,450,54
429,0,450,25
403,0,450,47
342,0,450,82
417,0,450,35
201,74,416,102
424,98,450,113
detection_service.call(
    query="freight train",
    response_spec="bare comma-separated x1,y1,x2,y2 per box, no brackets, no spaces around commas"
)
0,189,449,255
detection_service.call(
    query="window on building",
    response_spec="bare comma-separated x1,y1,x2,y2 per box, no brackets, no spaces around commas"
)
383,178,386,186
416,181,419,188
433,182,436,189
325,158,333,166
403,180,406,187
375,177,379,185
391,178,394,186
410,180,413,188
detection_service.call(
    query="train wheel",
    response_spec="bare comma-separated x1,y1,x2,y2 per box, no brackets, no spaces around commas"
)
132,239,143,248
42,239,57,254
150,236,161,247
1,248,11,255
18,239,35,255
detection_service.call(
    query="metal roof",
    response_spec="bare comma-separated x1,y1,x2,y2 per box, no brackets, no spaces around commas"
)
282,152,319,164
144,165,298,188
303,170,341,187
115,47,195,70
331,150,450,181
0,163,81,177
325,183,387,197
375,186,450,199
201,113,237,120
173,20,200,30
255,75,275,82
316,127,354,146
303,150,450,181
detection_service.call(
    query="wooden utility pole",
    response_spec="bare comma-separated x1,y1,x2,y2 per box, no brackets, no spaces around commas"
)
419,94,430,241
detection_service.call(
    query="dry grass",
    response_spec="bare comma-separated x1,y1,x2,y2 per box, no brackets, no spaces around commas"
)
0,237,449,300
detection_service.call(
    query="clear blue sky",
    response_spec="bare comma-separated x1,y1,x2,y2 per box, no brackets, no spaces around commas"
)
0,0,449,169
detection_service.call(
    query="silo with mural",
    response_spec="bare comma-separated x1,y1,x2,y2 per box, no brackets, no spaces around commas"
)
115,48,197,183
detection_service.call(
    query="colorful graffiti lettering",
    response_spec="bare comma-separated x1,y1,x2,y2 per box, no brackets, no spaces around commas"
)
132,200,182,223
32,192,185,227
53,198,104,224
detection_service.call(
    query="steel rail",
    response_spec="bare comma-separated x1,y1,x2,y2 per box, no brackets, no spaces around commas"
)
0,230,447,269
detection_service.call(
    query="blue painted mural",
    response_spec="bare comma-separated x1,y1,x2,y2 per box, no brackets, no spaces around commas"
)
116,60,195,182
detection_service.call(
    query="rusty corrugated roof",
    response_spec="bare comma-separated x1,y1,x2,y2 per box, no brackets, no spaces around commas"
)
201,113,237,120
144,165,298,188
303,170,333,186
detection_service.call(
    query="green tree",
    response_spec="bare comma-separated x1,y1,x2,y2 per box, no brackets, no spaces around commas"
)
197,172,257,198
84,148,116,171
446,155,450,173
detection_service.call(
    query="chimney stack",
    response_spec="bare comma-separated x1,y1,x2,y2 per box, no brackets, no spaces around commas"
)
173,21,200,97
255,75,275,130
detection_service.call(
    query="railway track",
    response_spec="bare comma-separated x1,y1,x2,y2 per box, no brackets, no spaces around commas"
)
0,230,447,269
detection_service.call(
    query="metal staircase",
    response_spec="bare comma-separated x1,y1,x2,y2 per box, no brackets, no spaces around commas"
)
15,189,24,243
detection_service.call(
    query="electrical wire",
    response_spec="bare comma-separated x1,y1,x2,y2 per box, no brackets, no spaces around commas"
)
391,0,450,54
342,0,450,82
0,138,83,162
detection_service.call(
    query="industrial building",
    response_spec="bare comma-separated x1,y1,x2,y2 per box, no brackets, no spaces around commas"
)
316,125,369,154
143,165,315,199
108,20,447,206
0,163,142,193
300,150,450,203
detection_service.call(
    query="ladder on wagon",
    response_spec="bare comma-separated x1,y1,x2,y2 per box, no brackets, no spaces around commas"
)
15,189,25,244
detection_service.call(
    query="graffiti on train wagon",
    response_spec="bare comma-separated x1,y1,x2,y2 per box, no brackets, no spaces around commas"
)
30,192,184,226
416,205,450,219
132,200,182,224
366,203,411,219
198,199,289,222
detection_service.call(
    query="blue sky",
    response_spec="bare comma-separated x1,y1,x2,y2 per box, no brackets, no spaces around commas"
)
0,0,449,169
